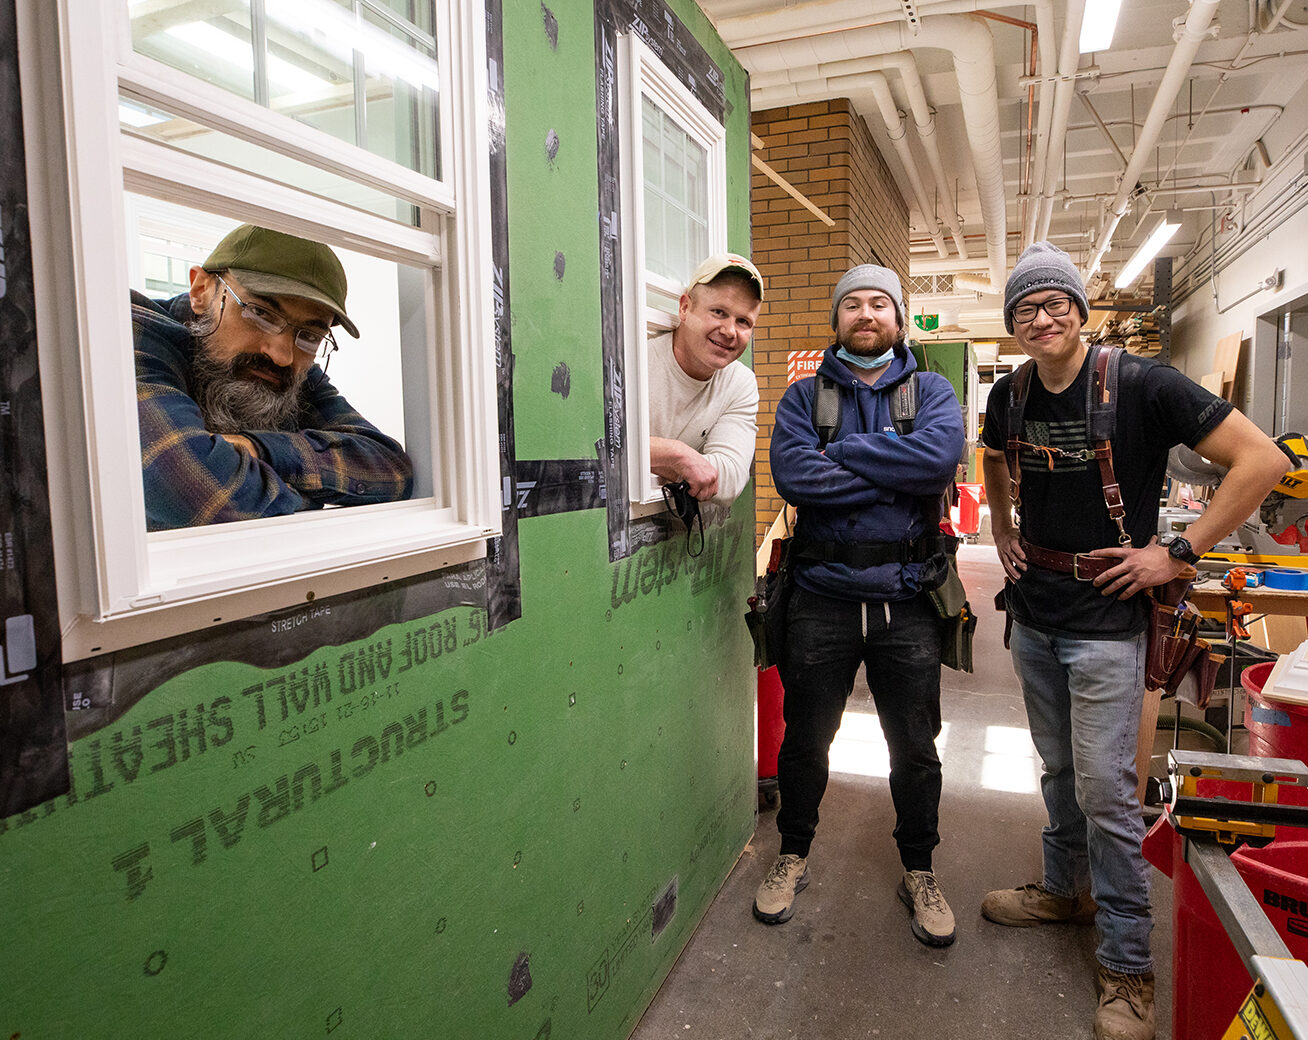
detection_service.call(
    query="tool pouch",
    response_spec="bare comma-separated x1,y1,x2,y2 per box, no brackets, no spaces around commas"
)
746,537,794,672
993,584,1013,649
927,552,976,672
1144,599,1225,708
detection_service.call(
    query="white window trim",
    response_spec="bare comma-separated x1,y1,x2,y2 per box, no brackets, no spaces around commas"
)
34,0,499,660
616,33,727,507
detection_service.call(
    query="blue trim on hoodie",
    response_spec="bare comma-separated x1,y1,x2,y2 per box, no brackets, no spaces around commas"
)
770,345,965,602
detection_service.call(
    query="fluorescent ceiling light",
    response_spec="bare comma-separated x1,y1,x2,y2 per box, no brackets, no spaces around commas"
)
1080,0,1123,53
1114,210,1182,289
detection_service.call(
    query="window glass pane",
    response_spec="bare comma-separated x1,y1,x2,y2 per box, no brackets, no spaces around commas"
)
125,193,439,534
128,0,441,180
642,98,661,192
640,97,708,287
119,95,421,226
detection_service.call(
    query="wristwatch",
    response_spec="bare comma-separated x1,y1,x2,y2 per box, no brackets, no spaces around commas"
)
1167,535,1202,566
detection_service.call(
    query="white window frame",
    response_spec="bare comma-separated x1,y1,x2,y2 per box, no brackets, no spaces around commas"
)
29,0,500,660
616,33,727,509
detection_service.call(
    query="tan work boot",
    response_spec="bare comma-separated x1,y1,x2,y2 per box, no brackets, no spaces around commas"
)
752,854,809,924
1094,965,1156,1040
981,882,1097,926
897,869,957,946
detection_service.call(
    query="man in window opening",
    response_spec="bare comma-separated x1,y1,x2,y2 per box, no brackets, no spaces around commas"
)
133,224,414,530
980,242,1289,1040
648,252,763,513
757,264,965,948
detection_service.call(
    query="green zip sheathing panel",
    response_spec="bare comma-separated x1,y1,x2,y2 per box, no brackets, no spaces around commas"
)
0,1,757,1036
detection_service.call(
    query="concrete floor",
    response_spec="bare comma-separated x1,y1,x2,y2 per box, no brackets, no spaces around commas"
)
632,543,1189,1040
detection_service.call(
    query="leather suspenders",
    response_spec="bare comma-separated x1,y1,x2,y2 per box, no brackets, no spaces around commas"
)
1004,345,1132,553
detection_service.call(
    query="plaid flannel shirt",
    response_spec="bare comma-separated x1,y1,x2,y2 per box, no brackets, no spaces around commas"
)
134,292,414,531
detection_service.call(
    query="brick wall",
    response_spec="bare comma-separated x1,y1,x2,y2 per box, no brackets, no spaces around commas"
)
750,99,910,545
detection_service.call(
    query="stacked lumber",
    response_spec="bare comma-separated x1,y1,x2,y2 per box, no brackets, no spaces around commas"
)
1084,302,1167,356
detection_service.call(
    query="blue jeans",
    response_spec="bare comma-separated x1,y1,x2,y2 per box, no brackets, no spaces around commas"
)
776,586,944,870
1009,621,1152,974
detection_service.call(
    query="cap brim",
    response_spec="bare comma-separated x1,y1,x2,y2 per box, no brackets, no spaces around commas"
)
224,268,360,338
694,264,764,301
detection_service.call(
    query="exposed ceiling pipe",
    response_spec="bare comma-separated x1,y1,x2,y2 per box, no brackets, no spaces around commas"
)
711,0,1050,50
862,71,949,257
1033,0,1086,244
1086,0,1223,275
973,9,1053,254
892,58,969,259
711,0,1055,265
737,14,1008,289
753,52,966,258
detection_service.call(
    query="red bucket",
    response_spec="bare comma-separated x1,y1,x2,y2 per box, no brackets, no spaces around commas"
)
1145,818,1308,1040
1244,661,1308,804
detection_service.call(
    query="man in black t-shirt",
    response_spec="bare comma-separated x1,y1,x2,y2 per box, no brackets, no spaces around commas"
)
978,243,1288,1040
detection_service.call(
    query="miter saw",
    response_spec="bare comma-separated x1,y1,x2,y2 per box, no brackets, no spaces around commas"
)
1158,433,1308,568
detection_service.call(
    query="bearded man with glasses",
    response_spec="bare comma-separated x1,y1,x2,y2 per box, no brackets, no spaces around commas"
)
132,224,413,530
979,242,1288,1040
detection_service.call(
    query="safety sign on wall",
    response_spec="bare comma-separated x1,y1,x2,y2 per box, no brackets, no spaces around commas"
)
787,350,824,384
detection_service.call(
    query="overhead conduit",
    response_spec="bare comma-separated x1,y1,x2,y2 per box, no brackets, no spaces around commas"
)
737,14,1009,289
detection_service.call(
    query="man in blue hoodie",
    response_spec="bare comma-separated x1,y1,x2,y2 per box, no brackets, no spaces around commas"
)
753,264,965,946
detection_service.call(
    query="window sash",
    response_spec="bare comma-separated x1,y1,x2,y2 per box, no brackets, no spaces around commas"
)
44,0,499,659
113,1,453,207
617,33,727,507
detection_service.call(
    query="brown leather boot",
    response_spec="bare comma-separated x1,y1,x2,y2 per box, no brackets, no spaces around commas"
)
1094,965,1155,1040
981,882,1097,926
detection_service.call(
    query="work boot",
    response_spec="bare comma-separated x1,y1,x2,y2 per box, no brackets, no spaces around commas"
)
1094,965,1156,1040
981,882,1097,926
752,854,809,924
897,869,957,946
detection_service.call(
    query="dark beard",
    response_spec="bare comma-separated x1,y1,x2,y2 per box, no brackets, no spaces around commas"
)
189,320,306,434
837,322,902,355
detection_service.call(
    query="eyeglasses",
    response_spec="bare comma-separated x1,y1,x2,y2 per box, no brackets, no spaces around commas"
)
1012,295,1075,324
216,275,339,358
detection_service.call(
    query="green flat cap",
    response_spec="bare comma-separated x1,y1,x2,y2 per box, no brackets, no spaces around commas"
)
203,224,359,338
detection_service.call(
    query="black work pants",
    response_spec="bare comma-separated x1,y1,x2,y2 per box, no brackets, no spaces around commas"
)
775,585,945,871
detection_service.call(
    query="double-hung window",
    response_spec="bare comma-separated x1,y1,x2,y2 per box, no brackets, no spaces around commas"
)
28,0,499,657
616,33,728,508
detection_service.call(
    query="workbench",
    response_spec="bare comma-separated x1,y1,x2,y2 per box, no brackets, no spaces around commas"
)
1190,578,1308,618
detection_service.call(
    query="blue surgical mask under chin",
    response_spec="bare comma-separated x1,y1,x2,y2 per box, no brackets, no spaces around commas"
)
837,345,896,370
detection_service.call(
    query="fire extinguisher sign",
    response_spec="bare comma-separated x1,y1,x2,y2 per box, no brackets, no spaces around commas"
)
786,350,824,384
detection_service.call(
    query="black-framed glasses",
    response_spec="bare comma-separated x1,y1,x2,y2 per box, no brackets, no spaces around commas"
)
216,274,339,359
662,480,705,558
1012,295,1074,324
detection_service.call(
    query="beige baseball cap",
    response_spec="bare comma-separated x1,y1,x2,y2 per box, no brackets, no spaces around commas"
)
687,252,764,301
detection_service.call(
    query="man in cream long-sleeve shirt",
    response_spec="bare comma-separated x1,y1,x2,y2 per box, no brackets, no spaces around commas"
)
649,253,763,507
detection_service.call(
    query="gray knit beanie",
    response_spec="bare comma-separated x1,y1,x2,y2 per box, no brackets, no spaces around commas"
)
1003,242,1089,333
830,264,905,330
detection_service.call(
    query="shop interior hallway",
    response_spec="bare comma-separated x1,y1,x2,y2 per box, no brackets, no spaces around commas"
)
631,543,1177,1040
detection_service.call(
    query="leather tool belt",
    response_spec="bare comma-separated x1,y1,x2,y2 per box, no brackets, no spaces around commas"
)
1019,538,1116,581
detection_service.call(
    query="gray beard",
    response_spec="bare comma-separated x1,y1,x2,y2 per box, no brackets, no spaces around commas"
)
188,316,307,434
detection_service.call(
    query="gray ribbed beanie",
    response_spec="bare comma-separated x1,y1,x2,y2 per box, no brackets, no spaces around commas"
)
830,264,905,330
1003,242,1089,333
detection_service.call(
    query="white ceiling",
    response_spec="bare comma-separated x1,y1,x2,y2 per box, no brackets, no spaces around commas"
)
699,0,1308,340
